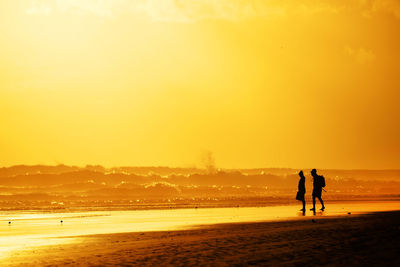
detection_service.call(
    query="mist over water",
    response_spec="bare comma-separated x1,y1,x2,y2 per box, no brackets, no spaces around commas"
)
0,165,399,211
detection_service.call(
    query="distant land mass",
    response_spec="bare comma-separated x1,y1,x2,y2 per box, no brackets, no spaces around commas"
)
0,165,399,211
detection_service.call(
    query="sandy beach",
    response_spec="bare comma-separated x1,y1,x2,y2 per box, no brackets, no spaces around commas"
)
2,209,400,266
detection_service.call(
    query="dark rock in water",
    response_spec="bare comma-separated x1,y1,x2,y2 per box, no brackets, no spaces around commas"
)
348,212,351,215
8,221,11,225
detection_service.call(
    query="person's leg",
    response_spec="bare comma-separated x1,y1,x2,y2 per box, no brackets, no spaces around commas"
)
310,195,316,210
302,199,305,210
318,196,325,209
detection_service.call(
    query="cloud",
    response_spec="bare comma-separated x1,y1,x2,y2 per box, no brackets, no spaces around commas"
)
25,0,275,21
25,1,400,22
294,2,340,16
27,0,116,17
360,0,400,19
345,46,376,64
24,0,341,22
26,2,52,16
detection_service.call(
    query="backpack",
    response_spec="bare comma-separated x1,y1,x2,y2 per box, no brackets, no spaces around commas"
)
320,176,326,188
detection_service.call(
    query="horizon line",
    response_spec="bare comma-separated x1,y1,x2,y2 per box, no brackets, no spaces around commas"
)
0,164,399,171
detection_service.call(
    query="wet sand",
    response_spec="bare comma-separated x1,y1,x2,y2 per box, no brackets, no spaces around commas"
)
3,210,400,266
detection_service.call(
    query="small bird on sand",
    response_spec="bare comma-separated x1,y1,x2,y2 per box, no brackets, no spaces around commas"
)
60,220,63,223
8,221,11,225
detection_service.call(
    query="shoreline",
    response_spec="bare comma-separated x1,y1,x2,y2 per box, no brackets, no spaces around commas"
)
0,196,399,213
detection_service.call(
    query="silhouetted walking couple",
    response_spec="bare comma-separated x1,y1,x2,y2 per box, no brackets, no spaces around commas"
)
296,169,325,212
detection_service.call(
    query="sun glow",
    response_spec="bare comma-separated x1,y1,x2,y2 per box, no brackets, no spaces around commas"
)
0,1,399,168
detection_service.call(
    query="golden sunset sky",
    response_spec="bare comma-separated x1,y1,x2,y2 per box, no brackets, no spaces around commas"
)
0,0,399,169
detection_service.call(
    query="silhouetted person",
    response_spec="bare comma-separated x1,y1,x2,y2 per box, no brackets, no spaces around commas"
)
296,170,306,211
310,169,325,211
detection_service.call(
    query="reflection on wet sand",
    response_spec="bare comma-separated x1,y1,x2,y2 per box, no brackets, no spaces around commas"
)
1,201,399,262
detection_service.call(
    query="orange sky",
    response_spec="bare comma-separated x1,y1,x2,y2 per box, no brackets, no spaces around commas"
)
0,0,399,169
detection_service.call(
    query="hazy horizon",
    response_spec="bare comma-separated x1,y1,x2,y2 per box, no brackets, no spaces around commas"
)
1,163,400,171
